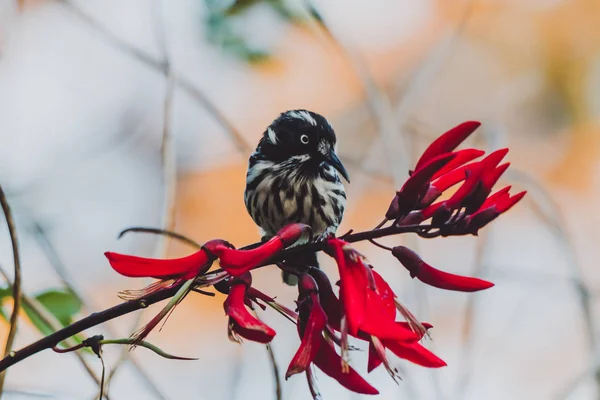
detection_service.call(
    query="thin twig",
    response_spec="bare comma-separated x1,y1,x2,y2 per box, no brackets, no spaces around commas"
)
0,184,21,395
266,343,282,400
31,223,167,400
57,0,250,154
0,265,105,393
300,0,410,185
118,227,201,249
455,229,490,397
103,0,178,393
251,309,282,400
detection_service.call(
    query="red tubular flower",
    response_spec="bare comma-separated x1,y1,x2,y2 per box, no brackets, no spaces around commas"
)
207,223,311,276
307,268,342,330
443,163,485,210
386,153,456,219
392,246,494,292
414,121,481,172
105,247,217,280
466,189,527,234
313,338,379,395
286,275,327,378
285,274,379,395
369,339,447,371
430,148,485,181
326,239,420,342
223,273,276,344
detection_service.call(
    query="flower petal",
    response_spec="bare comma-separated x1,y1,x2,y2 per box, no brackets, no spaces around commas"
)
223,281,276,343
384,340,447,368
308,268,343,330
313,337,379,395
286,291,327,378
326,239,367,336
386,153,456,219
430,148,485,181
414,121,481,172
392,246,494,292
105,250,211,279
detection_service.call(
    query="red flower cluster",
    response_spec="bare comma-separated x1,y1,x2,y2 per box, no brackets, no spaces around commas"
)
105,121,525,398
386,121,525,236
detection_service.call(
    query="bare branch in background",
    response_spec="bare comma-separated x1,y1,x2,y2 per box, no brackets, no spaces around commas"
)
265,343,282,400
31,223,167,400
300,0,410,186
102,0,177,396
119,227,202,249
0,184,21,395
506,170,598,397
251,308,282,400
0,265,105,395
57,0,251,154
456,230,490,397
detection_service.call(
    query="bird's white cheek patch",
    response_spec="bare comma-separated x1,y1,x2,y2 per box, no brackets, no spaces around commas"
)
267,128,278,144
318,140,329,156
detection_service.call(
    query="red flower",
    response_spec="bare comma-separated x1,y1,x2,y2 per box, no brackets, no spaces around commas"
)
286,275,327,378
368,339,447,372
285,274,379,395
208,224,311,276
105,246,217,280
326,238,420,342
465,189,527,234
386,153,456,219
392,246,494,292
414,121,481,172
223,273,276,344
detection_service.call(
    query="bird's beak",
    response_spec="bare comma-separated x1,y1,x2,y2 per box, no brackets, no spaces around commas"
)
327,151,350,183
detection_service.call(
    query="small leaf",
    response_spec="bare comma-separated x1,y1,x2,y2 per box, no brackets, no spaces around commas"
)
0,286,14,321
35,289,82,326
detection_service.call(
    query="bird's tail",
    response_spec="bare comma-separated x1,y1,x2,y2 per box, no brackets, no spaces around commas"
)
281,251,319,286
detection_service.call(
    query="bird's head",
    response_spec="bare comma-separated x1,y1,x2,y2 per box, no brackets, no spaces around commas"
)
257,109,350,182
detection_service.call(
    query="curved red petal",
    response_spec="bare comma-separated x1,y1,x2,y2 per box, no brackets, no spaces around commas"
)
224,284,276,343
308,268,343,330
313,338,379,395
385,340,447,368
367,340,383,373
482,163,510,192
481,186,511,209
415,262,494,292
389,153,456,218
496,191,527,213
445,163,485,210
216,237,284,276
286,294,327,378
326,239,367,336
415,121,481,172
105,250,210,279
430,148,485,181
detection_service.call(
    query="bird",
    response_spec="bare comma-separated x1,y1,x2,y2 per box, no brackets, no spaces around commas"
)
244,110,350,284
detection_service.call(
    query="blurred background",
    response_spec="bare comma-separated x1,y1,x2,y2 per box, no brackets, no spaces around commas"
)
0,0,598,398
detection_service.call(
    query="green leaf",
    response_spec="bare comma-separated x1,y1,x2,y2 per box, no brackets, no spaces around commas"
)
35,289,81,327
0,286,14,321
21,289,82,336
22,303,53,336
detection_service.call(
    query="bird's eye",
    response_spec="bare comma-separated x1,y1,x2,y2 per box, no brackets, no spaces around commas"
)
300,135,310,144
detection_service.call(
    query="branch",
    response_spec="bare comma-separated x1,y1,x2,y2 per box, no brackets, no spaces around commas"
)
57,0,251,154
31,222,166,400
0,222,430,372
0,264,104,391
0,184,21,395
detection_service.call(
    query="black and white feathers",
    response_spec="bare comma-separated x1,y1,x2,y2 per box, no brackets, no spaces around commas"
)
244,110,349,240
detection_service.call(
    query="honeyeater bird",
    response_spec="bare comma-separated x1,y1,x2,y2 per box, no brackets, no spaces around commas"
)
244,110,350,284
